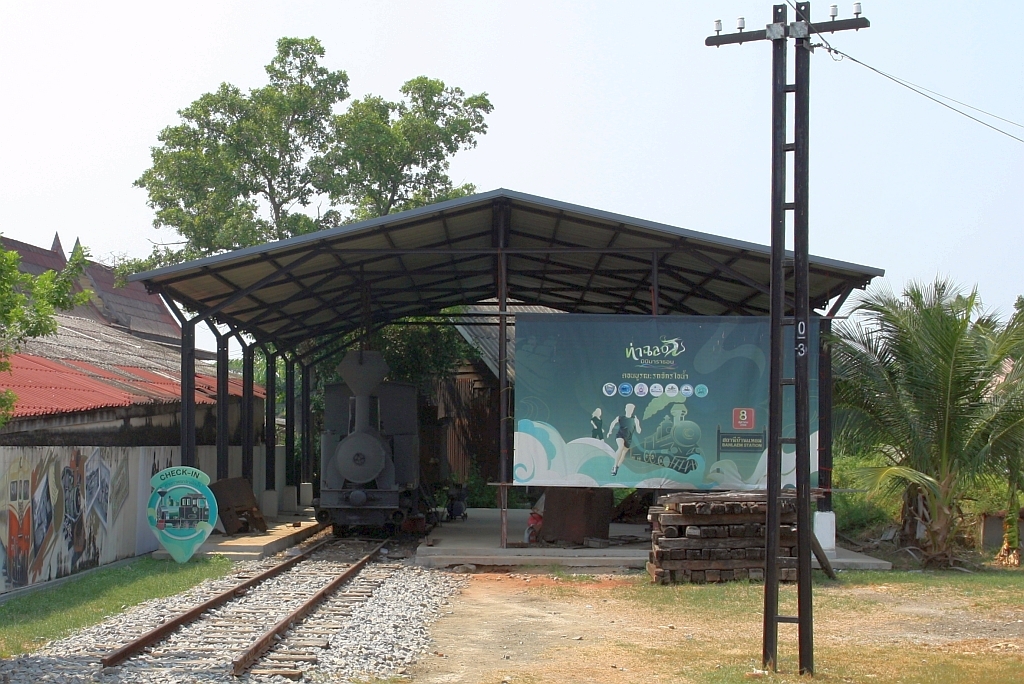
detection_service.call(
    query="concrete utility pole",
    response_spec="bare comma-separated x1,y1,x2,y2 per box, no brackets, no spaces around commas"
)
706,3,870,675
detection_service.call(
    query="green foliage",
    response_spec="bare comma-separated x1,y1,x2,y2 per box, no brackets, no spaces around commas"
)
832,278,1024,563
463,465,528,508
316,75,492,221
831,452,898,534
0,241,90,427
0,555,231,657
123,37,349,276
613,487,637,507
370,319,480,388
122,38,492,278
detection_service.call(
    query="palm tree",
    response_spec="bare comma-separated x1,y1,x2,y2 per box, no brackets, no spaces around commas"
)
832,278,1024,566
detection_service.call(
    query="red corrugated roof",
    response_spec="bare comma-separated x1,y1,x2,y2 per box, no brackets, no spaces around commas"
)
3,353,263,419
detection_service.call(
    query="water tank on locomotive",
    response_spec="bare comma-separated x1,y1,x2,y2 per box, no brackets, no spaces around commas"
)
314,350,420,533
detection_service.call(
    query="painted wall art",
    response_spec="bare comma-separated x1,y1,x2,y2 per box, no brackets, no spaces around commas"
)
0,446,179,595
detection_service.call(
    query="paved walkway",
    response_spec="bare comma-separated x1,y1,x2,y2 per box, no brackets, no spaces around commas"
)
153,509,322,561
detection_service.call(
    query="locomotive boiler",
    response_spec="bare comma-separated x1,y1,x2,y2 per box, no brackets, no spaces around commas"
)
314,350,420,534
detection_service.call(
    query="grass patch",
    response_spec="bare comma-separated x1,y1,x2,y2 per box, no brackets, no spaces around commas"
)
0,555,232,657
616,568,1024,683
550,567,595,582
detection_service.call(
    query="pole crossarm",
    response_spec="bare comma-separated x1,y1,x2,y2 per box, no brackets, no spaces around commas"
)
706,16,869,46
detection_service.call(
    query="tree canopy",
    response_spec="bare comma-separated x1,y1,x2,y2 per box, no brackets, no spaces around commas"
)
0,242,90,426
122,37,492,275
125,36,491,391
832,278,1024,565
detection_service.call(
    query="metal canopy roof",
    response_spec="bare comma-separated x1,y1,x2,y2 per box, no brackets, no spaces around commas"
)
131,189,884,350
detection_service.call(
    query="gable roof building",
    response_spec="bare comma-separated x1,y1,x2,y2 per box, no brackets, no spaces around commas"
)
1,234,181,347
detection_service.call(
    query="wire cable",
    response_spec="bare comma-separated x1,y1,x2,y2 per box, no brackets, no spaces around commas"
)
783,0,1024,143
820,46,1024,145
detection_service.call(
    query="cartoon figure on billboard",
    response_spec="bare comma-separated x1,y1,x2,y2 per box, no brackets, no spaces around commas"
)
590,408,603,439
607,403,641,476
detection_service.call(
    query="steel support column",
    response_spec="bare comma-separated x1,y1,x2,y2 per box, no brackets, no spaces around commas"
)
215,331,230,481
817,316,833,512
285,358,296,487
301,363,312,484
495,200,510,549
179,320,197,467
793,7,815,672
264,349,278,492
762,4,788,670
242,341,255,484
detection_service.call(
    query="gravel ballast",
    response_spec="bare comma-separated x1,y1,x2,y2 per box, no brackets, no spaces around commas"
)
0,557,465,684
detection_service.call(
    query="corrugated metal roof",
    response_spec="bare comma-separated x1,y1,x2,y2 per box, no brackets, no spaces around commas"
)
1,235,181,344
2,315,264,420
129,189,884,349
3,353,263,419
455,303,561,384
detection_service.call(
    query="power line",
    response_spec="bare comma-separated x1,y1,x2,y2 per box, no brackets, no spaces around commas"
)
819,45,1024,144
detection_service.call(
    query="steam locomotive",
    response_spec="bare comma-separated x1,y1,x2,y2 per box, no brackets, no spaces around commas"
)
313,351,421,535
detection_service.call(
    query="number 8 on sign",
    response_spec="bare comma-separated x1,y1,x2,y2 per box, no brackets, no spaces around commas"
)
732,408,755,430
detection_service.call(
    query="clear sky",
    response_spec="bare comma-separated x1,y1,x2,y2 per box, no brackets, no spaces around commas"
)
1,1,1021,353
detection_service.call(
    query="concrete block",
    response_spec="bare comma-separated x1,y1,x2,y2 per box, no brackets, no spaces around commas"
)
814,511,837,559
261,490,279,520
281,485,298,513
299,482,314,506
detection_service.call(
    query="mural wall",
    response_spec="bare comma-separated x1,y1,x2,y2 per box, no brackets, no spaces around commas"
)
513,314,819,490
0,446,181,595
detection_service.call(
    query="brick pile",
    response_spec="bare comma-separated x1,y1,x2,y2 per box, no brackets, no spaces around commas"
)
647,492,799,585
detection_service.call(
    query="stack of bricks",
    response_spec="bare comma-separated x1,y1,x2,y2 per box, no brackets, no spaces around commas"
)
647,492,799,585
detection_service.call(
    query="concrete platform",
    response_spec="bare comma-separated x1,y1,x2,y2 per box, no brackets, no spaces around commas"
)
416,508,651,569
153,509,323,561
414,508,892,571
821,547,892,571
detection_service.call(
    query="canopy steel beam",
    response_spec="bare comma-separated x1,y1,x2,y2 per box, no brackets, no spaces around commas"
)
242,340,255,484
215,328,229,480
263,347,278,494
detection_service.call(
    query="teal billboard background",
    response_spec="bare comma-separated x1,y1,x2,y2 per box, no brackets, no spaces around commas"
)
513,314,819,489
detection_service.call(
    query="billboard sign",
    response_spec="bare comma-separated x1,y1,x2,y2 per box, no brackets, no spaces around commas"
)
513,314,818,490
146,467,217,563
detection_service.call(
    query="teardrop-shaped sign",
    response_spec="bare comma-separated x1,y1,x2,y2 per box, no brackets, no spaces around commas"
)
147,467,218,563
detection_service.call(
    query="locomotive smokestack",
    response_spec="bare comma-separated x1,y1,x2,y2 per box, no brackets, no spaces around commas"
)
336,350,389,433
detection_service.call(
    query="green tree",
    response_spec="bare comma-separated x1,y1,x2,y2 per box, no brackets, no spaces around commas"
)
995,294,1024,566
122,38,492,276
125,38,350,274
0,242,90,426
126,37,492,394
315,76,493,221
832,278,1024,566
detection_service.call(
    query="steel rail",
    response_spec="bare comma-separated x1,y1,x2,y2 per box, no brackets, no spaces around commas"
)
100,531,330,668
231,539,388,676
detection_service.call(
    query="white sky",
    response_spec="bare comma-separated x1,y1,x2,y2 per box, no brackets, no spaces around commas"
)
1,1,1021,354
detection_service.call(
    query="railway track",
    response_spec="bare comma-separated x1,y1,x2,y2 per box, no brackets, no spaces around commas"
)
100,537,397,681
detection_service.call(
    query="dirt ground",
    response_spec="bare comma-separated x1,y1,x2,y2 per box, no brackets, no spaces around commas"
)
407,570,1024,684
